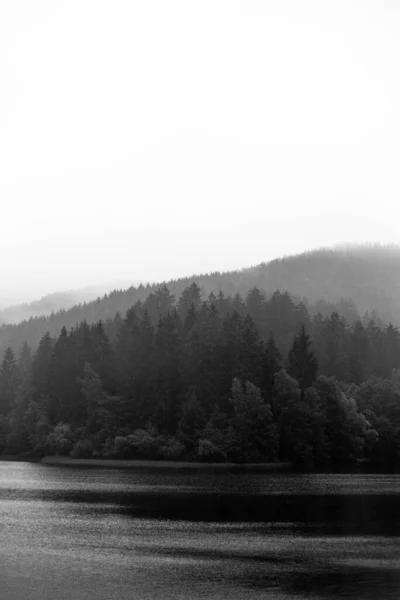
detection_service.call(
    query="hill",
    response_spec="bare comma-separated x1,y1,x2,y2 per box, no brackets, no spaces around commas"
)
0,281,141,325
250,243,400,322
0,243,398,355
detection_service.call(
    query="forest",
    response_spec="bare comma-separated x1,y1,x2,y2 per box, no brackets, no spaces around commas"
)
1,244,400,357
0,282,399,470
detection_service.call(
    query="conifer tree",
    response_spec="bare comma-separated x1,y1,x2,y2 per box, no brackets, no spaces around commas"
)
232,293,246,316
18,342,32,380
0,348,19,415
262,333,283,400
287,325,318,395
177,283,202,319
153,311,182,433
348,320,371,384
31,333,54,402
177,389,207,449
228,378,278,462
77,362,110,434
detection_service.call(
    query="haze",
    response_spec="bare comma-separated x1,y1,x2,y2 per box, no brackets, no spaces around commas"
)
1,0,399,306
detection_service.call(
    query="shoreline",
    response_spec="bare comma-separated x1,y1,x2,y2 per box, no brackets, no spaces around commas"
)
2,455,398,473
39,456,293,471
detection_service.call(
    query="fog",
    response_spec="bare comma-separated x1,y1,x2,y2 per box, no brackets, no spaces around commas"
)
1,0,399,305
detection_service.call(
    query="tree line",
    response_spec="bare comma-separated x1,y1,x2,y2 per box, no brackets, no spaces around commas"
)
4,246,399,359
0,283,399,468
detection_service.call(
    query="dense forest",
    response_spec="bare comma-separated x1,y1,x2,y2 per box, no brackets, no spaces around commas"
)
1,244,398,357
0,282,399,469
0,281,137,325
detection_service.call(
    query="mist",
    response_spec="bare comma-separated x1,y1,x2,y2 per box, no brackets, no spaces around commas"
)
1,0,399,305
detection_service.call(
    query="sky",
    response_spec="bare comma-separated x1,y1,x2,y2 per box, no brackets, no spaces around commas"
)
1,0,399,305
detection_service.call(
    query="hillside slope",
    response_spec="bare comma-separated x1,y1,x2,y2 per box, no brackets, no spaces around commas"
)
0,281,140,325
0,244,398,354
248,244,400,322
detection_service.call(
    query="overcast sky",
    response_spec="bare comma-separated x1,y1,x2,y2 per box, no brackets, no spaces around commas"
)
1,0,399,305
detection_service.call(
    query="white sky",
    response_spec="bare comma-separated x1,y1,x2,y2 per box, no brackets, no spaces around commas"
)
1,0,399,304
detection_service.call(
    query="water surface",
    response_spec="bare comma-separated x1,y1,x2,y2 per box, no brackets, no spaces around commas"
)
0,462,399,599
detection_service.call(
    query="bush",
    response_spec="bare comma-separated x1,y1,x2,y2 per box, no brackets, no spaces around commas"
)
101,436,117,458
31,439,51,458
197,439,227,463
70,439,94,459
129,429,162,459
0,415,8,454
47,423,74,456
100,430,186,461
160,437,185,460
113,435,134,458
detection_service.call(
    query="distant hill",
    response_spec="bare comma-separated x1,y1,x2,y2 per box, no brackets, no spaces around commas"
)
248,243,400,323
0,281,141,325
0,243,399,355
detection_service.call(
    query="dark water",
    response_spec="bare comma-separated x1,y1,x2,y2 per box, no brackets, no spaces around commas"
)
0,463,399,599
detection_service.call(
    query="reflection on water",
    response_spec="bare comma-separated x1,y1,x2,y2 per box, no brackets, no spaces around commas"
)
0,463,399,599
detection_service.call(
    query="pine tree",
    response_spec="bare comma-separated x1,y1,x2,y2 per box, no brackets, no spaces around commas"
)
128,310,156,426
237,314,265,388
348,320,371,384
31,333,54,402
89,321,117,394
270,369,301,459
153,311,182,433
383,323,400,376
177,389,207,449
142,285,176,323
0,348,19,415
228,378,279,462
115,306,141,400
232,293,246,316
179,303,222,416
177,283,202,319
317,313,349,381
265,290,304,351
18,342,32,380
287,325,318,395
262,333,283,400
77,363,110,434
245,287,266,335
215,291,231,317
182,304,198,334
48,327,81,424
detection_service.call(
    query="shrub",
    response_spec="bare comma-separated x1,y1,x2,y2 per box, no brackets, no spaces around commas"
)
70,439,94,459
160,437,185,460
101,436,117,458
128,429,162,459
113,435,134,458
31,440,51,458
47,423,74,456
197,439,227,463
101,430,186,461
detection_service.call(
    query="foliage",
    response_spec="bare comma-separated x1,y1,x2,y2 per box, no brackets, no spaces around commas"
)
47,423,74,456
70,439,94,459
228,378,279,463
197,439,227,463
0,279,399,468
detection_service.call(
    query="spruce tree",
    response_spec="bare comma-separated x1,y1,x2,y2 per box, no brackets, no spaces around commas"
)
228,378,279,463
177,283,202,319
262,333,282,400
287,325,318,395
0,348,19,415
31,333,54,402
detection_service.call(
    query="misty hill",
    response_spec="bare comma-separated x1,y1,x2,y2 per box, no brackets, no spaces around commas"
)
0,244,399,355
0,281,141,325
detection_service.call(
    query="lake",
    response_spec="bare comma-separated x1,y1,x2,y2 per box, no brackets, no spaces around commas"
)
0,462,399,599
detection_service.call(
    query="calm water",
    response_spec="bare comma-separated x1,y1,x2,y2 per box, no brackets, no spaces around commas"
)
0,463,399,599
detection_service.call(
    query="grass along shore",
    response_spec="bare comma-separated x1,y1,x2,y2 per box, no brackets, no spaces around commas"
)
40,456,292,471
